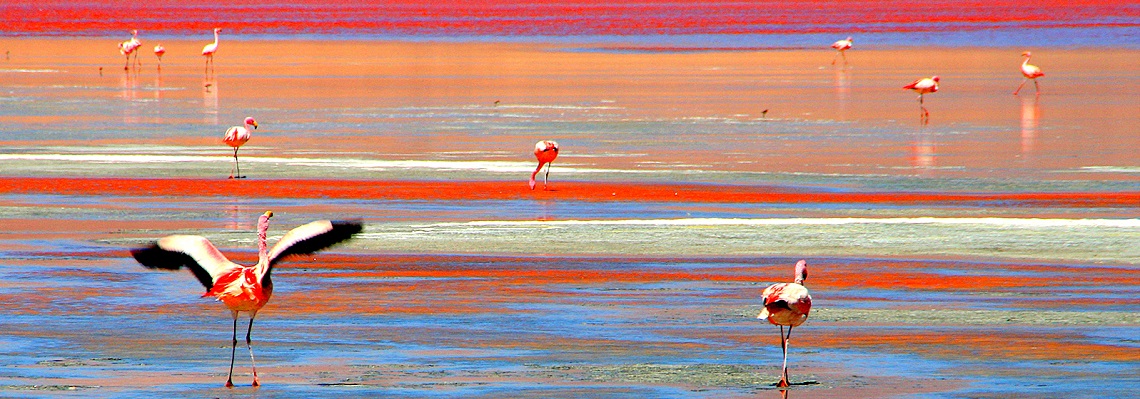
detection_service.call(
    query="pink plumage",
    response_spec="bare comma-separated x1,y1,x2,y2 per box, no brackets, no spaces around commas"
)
758,259,812,388
530,140,560,190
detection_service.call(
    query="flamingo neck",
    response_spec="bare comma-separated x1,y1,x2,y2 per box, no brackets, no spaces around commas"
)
256,215,270,264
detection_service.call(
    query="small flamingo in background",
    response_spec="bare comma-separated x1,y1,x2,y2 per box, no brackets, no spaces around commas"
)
1013,51,1045,95
202,27,221,74
830,36,853,65
529,140,559,190
131,211,363,387
224,117,258,179
118,30,142,70
154,44,166,67
758,260,812,388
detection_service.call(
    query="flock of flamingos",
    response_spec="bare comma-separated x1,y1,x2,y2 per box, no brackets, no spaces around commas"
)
113,28,1046,390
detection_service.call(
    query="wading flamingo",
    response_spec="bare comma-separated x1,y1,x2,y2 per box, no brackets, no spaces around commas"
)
529,140,559,190
830,36,852,65
118,30,141,70
202,28,221,74
758,259,812,388
154,44,165,67
1013,51,1045,95
904,75,939,122
224,117,258,179
130,211,364,387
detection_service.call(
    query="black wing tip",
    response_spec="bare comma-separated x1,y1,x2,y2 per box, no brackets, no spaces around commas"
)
130,243,179,270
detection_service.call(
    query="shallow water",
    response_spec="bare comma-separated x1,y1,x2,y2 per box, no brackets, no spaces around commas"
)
0,30,1138,398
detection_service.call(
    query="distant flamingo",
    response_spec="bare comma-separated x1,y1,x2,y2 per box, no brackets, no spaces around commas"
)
830,36,852,65
154,44,165,67
529,140,559,190
224,117,258,179
1013,51,1045,95
130,211,364,387
758,260,812,388
202,28,221,74
118,30,141,70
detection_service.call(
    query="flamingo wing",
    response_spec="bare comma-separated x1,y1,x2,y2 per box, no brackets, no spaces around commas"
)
902,78,923,90
130,235,239,290
267,219,364,268
202,43,217,55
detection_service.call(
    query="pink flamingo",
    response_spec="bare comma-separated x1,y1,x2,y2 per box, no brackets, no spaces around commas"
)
830,36,852,65
529,140,559,190
758,260,812,388
224,117,258,179
118,30,142,70
1013,51,1045,95
154,44,166,66
903,75,939,122
131,211,363,387
202,28,221,74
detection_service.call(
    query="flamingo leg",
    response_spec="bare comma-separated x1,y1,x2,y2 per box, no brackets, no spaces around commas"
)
225,313,238,388
229,147,241,179
543,162,552,190
1014,78,1028,95
841,51,847,65
831,53,838,65
1033,79,1040,94
246,316,260,387
779,325,794,388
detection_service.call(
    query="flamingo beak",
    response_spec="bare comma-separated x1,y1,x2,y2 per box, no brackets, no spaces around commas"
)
252,121,259,129
264,210,273,218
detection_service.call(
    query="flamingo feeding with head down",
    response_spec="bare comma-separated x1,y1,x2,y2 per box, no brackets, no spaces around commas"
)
202,28,221,73
529,140,559,190
223,117,258,179
758,259,812,388
1013,51,1045,95
130,211,364,387
830,36,852,65
154,44,165,66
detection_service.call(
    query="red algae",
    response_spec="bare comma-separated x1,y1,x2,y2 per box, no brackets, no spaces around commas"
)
0,177,1135,208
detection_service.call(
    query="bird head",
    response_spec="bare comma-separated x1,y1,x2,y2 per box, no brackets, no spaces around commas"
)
794,260,808,285
263,210,274,218
214,28,223,33
846,36,853,41
931,76,940,82
1022,51,1032,57
245,117,258,129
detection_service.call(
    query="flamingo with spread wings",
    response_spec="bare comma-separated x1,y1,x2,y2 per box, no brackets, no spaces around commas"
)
130,211,363,387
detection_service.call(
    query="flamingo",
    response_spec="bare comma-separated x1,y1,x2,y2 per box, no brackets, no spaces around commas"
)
1013,51,1045,95
202,28,221,74
224,117,258,179
154,44,166,67
118,30,141,70
529,140,559,190
903,76,939,104
758,259,812,388
130,211,364,387
830,36,852,65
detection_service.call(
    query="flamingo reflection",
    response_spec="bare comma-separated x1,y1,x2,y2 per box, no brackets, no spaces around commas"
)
834,68,849,119
1020,95,1040,157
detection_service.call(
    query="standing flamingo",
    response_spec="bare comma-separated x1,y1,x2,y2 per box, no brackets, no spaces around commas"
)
830,36,852,65
529,140,559,190
118,30,142,70
758,260,812,388
1013,51,1045,95
224,117,258,179
130,211,364,387
903,75,939,122
202,28,221,74
154,44,166,67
